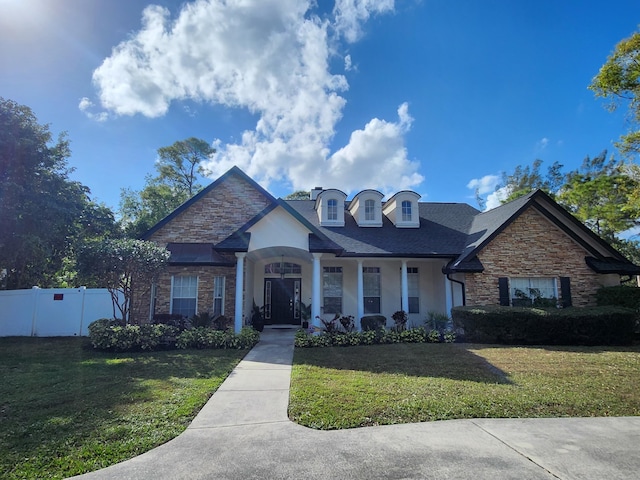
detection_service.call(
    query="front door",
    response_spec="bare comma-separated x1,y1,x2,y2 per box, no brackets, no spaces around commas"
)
264,278,301,324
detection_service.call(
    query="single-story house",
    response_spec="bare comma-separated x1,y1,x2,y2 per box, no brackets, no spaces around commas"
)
135,166,640,332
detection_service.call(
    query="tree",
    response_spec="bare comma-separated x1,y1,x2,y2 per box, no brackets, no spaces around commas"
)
0,98,117,289
77,239,169,322
557,151,638,240
119,137,215,238
589,29,640,157
284,190,311,200
497,159,564,203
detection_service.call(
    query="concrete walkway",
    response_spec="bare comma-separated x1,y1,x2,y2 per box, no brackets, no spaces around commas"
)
73,328,640,480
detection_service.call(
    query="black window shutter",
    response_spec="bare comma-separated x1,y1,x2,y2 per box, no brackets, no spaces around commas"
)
560,277,572,308
498,277,510,306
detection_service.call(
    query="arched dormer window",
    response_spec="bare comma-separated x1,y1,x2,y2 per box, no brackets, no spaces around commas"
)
365,199,375,221
382,191,421,228
315,189,347,226
401,200,412,222
327,199,338,221
348,189,383,227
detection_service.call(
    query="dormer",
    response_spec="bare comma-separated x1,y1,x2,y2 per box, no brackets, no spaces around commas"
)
349,190,384,227
382,191,421,228
315,189,347,227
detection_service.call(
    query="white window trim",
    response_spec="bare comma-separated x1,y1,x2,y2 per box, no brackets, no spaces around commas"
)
323,266,343,314
213,276,225,316
170,275,199,316
363,266,381,314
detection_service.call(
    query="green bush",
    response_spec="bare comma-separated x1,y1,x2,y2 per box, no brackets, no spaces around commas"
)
87,319,179,351
451,305,635,345
175,327,259,349
596,285,640,310
88,320,258,351
294,325,455,348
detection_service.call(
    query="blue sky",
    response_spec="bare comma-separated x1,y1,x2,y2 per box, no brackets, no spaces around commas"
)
2,0,640,213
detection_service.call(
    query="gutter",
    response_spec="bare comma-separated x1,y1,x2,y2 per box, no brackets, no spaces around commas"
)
446,273,466,306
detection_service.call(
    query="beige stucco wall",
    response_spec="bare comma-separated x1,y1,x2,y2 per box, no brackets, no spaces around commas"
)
465,206,616,307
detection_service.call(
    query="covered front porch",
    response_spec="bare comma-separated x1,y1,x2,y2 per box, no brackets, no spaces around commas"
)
232,247,464,332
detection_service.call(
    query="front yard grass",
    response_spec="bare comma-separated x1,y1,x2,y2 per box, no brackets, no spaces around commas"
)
0,337,247,480
289,343,640,429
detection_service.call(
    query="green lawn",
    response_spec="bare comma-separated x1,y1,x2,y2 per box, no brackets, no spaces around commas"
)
289,343,640,429
0,337,247,480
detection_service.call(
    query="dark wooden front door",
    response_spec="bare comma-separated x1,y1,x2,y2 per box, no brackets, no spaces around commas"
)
264,278,301,324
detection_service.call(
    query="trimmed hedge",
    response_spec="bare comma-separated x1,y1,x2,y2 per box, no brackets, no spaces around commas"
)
87,319,259,351
451,305,636,345
596,285,640,310
294,326,456,348
361,315,386,331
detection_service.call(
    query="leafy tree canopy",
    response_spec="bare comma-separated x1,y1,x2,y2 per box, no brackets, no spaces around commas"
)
0,98,117,289
589,29,640,157
284,190,311,200
77,239,169,322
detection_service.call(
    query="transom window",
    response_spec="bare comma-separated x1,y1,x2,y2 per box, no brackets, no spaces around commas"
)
327,199,338,221
365,199,376,221
264,262,302,275
323,266,342,314
510,278,557,307
363,267,381,314
171,276,197,318
401,200,412,222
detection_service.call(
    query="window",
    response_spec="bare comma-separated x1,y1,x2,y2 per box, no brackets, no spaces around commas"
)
510,277,557,307
323,267,343,314
213,276,225,316
327,199,338,221
264,262,301,275
401,200,412,222
363,267,381,314
407,267,419,314
171,276,197,318
365,199,375,221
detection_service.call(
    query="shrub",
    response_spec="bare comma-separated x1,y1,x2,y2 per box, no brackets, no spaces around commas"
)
88,319,178,351
212,315,233,331
391,310,408,332
293,325,457,348
425,311,451,330
190,311,214,328
451,305,636,345
361,315,386,331
152,313,190,331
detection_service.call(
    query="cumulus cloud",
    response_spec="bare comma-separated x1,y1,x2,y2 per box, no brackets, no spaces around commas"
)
485,185,512,210
536,137,549,151
85,0,421,193
466,174,500,196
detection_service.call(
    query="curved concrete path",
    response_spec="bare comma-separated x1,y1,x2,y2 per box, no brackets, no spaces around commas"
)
73,328,640,480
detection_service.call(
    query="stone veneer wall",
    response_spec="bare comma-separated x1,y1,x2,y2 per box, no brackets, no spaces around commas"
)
131,172,271,322
465,207,611,307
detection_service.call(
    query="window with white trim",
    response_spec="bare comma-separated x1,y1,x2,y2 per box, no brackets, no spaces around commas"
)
365,199,375,221
401,200,412,222
407,267,419,314
213,276,225,316
510,277,557,307
327,199,338,221
323,267,343,314
171,275,198,318
363,267,381,314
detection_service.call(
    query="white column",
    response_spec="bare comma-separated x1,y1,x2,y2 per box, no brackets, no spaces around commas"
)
234,253,246,333
311,253,322,327
401,260,408,313
357,259,364,329
445,275,453,317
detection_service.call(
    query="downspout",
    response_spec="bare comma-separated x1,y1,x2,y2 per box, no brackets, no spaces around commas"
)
446,273,466,306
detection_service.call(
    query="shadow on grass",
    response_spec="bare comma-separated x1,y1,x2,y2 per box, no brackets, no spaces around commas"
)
466,343,640,355
293,342,513,385
0,337,246,479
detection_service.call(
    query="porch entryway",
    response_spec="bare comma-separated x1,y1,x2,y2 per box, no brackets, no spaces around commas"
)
264,278,302,325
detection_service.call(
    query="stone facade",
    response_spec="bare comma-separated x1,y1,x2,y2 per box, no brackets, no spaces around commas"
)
131,171,271,323
465,207,609,307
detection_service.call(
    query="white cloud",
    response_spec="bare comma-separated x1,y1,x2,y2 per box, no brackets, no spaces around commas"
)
485,185,512,210
86,0,422,194
78,97,108,122
333,0,395,43
344,54,353,71
536,137,549,151
466,174,500,195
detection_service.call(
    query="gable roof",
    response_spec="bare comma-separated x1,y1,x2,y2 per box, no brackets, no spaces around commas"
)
445,189,640,274
140,166,277,240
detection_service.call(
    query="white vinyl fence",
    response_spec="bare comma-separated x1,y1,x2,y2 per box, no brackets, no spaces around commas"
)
0,287,120,337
